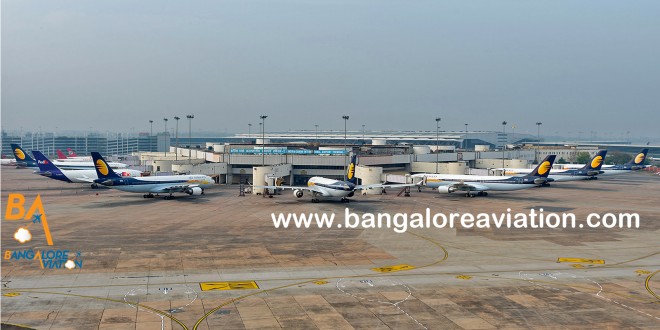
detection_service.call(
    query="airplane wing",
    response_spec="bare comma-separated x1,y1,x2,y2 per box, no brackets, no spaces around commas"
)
443,182,490,192
355,183,420,190
149,184,202,193
252,185,326,194
77,176,96,183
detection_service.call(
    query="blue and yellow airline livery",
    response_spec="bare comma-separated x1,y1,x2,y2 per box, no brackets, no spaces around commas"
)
255,154,418,203
91,152,214,200
10,144,37,168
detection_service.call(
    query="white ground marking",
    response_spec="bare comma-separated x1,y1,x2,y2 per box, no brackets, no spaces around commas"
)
336,278,428,330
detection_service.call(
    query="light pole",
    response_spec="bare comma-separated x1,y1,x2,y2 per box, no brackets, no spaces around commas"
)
248,123,252,142
260,115,268,166
174,116,180,160
314,124,319,144
187,115,194,164
435,117,441,173
362,124,365,144
464,123,468,150
149,120,154,151
536,122,542,163
501,121,507,168
342,115,349,180
163,118,169,157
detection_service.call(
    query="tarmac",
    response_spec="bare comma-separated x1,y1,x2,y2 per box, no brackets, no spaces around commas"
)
1,167,659,329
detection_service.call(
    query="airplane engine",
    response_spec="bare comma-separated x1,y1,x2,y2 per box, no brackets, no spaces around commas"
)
437,186,455,194
533,178,547,185
293,189,304,198
347,191,355,197
186,187,203,195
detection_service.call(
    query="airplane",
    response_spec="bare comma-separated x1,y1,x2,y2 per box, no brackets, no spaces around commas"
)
1,154,17,166
255,155,420,203
413,155,557,197
91,152,215,199
32,151,142,187
501,150,607,182
599,148,649,176
10,144,38,168
559,148,649,172
57,149,92,161
10,143,127,170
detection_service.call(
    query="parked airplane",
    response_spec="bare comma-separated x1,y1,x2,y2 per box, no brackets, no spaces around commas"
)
32,151,141,187
10,143,127,170
599,148,650,175
57,149,92,161
10,144,38,168
1,154,17,166
502,150,607,182
413,155,557,197
256,155,420,203
560,148,649,172
91,152,214,199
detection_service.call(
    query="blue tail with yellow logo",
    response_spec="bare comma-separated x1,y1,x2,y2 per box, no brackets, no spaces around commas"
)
624,148,648,167
581,150,607,171
91,152,121,179
10,144,37,168
346,155,358,184
524,155,556,178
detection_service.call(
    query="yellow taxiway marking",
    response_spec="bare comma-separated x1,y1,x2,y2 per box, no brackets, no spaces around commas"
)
455,275,472,280
2,292,21,297
636,270,651,275
313,280,329,285
557,257,604,264
199,281,259,291
645,270,660,301
570,264,585,268
371,264,416,273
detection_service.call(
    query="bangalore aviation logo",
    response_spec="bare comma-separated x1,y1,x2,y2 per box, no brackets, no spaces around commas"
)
14,148,25,160
537,161,551,175
3,194,83,270
635,153,645,164
591,156,603,169
347,163,355,180
95,159,109,175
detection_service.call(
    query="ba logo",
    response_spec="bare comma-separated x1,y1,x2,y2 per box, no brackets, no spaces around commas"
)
4,194,82,270
590,156,603,169
95,159,109,175
4,194,53,246
14,148,25,160
634,153,645,164
347,163,355,180
537,161,551,175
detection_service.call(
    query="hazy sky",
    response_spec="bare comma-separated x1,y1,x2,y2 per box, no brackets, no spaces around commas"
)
2,1,660,138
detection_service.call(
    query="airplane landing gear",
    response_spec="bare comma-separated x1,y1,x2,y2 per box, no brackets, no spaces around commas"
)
143,193,155,198
91,183,99,189
340,198,350,203
312,198,320,203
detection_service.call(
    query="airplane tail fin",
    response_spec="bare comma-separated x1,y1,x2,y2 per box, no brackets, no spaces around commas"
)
524,155,556,178
10,144,35,163
56,149,68,159
67,148,78,157
625,148,648,166
346,154,358,184
91,152,120,179
581,150,608,171
32,151,64,175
